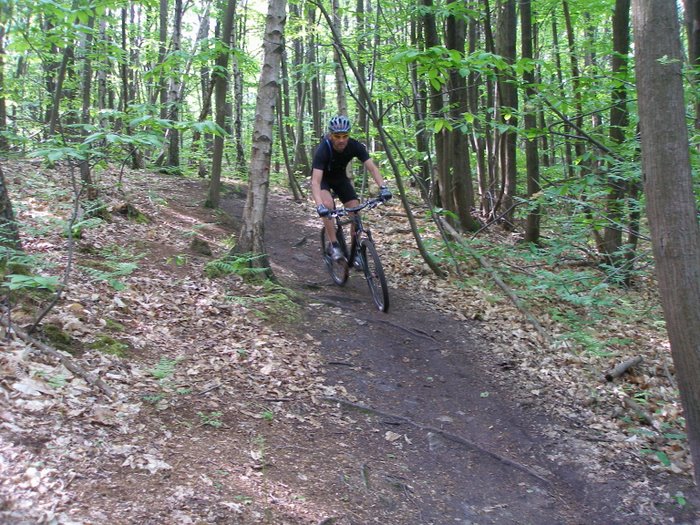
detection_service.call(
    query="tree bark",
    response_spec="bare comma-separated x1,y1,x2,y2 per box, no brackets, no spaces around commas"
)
445,7,478,231
331,0,347,115
235,0,288,273
633,0,700,483
521,0,540,243
493,0,517,229
79,15,97,201
0,4,9,152
158,0,169,121
164,0,183,170
421,0,446,208
206,0,238,209
603,0,632,272
0,164,21,257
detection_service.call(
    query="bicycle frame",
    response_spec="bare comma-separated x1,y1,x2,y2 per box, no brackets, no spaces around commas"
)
323,198,390,312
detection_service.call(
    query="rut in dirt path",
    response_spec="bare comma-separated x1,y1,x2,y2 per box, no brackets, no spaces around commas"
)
222,190,638,525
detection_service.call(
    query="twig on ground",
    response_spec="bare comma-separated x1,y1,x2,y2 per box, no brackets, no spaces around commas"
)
324,395,552,486
2,319,115,399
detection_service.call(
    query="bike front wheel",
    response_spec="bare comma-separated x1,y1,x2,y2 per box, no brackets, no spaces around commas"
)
360,239,389,312
320,227,348,285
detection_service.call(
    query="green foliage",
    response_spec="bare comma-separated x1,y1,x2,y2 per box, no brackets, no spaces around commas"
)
88,335,130,358
78,245,144,290
68,217,104,239
204,253,268,279
41,323,77,354
149,357,181,381
198,411,223,428
227,281,302,325
36,370,68,389
3,273,61,292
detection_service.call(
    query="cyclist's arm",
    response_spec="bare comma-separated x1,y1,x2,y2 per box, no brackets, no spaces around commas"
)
311,168,326,207
363,158,385,189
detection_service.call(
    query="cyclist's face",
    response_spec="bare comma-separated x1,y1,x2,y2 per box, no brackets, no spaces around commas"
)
330,132,349,151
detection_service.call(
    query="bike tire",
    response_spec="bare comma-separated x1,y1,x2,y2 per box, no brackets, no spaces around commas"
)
320,227,349,285
360,239,389,312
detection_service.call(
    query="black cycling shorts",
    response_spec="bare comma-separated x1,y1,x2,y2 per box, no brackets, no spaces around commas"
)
321,176,358,204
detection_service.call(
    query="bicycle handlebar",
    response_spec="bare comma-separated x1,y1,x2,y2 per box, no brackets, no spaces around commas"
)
329,197,386,217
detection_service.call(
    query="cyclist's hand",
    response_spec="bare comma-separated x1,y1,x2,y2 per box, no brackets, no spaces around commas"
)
379,185,392,202
317,204,330,217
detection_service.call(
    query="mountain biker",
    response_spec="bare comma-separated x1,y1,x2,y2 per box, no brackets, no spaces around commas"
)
311,115,392,262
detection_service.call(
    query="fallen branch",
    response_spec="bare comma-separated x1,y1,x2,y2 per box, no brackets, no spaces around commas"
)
2,319,115,399
438,220,554,345
624,397,657,428
324,396,551,486
605,356,643,382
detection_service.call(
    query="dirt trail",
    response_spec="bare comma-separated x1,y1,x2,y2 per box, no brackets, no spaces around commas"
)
223,189,668,525
7,173,695,525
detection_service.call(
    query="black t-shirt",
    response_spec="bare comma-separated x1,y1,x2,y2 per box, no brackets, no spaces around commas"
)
312,137,370,182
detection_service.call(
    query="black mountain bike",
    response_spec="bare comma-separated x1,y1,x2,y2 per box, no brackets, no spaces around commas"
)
320,197,390,312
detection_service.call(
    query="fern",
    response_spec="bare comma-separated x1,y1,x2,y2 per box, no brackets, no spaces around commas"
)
204,253,268,279
79,262,139,291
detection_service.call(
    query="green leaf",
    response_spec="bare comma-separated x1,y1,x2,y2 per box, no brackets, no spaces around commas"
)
3,274,61,292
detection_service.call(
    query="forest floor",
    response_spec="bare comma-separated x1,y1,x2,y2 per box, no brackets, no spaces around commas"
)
1,163,699,524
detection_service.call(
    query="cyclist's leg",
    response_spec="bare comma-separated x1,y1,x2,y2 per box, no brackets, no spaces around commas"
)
335,177,360,240
319,181,337,246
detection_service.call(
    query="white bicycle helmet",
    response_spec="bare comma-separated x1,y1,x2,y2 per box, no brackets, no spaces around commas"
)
328,115,352,133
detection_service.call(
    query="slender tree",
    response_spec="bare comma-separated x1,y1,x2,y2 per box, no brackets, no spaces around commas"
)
235,0,288,270
603,0,631,273
521,0,540,243
445,4,478,231
493,0,517,228
0,2,10,152
331,0,347,115
79,14,97,200
0,164,21,258
206,0,238,208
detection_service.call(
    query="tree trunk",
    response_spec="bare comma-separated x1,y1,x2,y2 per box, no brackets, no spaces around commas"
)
79,16,97,201
467,12,488,216
121,7,145,169
521,0,540,243
206,0,238,208
307,5,323,138
603,0,632,272
633,0,700,484
233,12,247,172
0,164,21,257
158,0,168,121
551,14,573,179
409,17,431,196
235,0,288,273
166,0,183,170
0,6,8,152
421,0,447,208
494,0,517,229
48,44,74,137
356,0,368,134
332,0,347,115
445,7,478,231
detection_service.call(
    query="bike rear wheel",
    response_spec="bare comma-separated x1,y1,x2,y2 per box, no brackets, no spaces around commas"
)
320,226,348,285
360,239,389,312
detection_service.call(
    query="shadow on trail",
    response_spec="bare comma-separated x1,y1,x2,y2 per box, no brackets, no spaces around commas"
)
223,189,642,525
